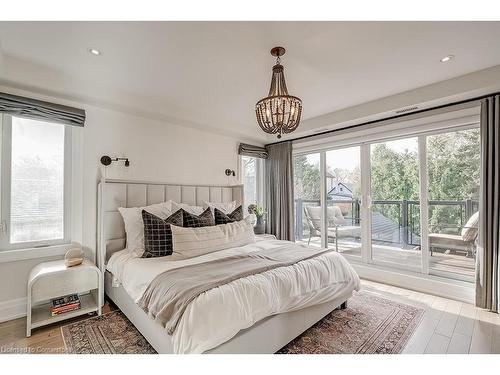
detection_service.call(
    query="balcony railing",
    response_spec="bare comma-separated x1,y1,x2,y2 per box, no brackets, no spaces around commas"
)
295,198,479,248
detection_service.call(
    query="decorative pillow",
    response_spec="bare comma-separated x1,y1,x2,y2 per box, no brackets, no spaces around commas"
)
203,201,237,214
214,206,244,225
141,209,184,258
118,202,171,257
171,201,204,216
171,220,255,259
182,207,215,228
461,211,480,242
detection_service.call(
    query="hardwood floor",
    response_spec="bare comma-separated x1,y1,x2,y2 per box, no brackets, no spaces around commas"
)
0,302,114,354
361,280,500,353
0,281,498,354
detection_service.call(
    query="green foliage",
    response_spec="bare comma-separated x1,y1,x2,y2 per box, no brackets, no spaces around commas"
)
369,129,480,234
293,155,320,200
427,129,480,232
370,141,419,229
248,204,267,218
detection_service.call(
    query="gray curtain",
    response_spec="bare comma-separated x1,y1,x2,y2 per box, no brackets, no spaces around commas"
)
0,92,86,127
265,141,294,240
238,143,269,159
476,95,499,312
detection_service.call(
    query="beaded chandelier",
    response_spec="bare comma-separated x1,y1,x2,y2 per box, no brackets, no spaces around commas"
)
255,47,302,139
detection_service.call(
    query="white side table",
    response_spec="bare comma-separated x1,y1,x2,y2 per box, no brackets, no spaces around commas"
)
26,258,102,337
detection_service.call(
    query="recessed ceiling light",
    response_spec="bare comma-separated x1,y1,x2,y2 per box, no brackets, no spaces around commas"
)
88,48,101,56
440,55,454,63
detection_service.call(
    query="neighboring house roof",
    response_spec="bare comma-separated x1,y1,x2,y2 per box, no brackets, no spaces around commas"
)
328,182,354,199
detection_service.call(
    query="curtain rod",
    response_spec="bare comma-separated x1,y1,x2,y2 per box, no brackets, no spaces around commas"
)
265,90,499,147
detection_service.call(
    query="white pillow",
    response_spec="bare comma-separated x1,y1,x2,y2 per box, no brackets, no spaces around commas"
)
203,200,237,214
171,220,255,260
118,202,171,257
171,201,204,216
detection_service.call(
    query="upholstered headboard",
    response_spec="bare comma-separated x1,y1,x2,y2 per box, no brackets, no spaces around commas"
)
97,178,244,273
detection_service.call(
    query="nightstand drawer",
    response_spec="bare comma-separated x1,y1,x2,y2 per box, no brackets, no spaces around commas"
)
31,268,99,304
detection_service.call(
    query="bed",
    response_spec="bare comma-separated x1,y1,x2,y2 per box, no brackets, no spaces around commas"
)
98,178,360,354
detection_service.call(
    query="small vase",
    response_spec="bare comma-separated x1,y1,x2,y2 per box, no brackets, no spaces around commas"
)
254,216,266,235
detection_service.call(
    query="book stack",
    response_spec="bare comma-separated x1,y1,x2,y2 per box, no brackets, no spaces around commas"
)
50,294,81,316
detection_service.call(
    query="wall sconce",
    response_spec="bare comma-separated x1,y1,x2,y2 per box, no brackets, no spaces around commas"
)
225,169,235,177
101,155,130,167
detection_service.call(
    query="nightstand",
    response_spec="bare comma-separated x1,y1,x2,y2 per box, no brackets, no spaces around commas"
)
26,258,102,337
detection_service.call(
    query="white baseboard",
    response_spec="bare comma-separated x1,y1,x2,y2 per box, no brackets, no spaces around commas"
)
352,262,475,304
0,297,27,323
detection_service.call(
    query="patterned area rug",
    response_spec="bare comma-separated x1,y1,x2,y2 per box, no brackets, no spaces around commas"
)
61,291,423,354
278,291,424,354
61,311,156,354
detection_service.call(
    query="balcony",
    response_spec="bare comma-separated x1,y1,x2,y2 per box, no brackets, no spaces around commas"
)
295,198,478,281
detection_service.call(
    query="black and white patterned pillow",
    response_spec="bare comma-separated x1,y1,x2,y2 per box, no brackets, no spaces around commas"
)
141,209,183,258
182,207,215,228
214,206,244,225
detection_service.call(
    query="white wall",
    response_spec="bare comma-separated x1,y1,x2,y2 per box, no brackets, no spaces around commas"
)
0,87,248,320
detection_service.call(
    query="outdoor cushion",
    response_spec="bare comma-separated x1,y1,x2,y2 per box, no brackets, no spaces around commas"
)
429,233,469,250
461,211,479,242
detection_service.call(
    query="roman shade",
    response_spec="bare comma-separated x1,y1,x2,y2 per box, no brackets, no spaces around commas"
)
0,92,86,127
238,143,268,159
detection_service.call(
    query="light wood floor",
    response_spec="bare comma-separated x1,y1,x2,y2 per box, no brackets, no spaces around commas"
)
0,281,498,354
362,280,500,353
0,302,114,354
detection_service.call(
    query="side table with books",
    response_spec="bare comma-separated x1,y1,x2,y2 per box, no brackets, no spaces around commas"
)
26,258,102,337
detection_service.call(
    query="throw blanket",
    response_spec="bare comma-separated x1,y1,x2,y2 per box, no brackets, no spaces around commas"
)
138,245,332,335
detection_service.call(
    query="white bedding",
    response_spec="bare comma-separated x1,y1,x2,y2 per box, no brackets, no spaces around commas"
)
107,238,360,353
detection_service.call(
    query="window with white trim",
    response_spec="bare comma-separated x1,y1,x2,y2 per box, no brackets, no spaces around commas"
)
241,155,264,211
0,114,72,250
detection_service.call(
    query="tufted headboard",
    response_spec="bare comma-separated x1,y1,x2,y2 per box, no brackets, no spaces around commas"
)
97,178,244,274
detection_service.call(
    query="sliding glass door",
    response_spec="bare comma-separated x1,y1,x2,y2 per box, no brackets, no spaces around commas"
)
294,153,322,248
369,137,421,271
292,120,480,286
426,128,480,282
325,147,362,257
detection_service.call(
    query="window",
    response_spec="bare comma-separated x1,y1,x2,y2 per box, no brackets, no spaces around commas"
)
326,146,362,256
0,114,72,250
294,152,321,248
241,155,264,210
292,104,481,288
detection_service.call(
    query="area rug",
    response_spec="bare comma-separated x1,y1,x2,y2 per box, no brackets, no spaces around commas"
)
277,291,424,354
61,311,156,354
61,291,423,354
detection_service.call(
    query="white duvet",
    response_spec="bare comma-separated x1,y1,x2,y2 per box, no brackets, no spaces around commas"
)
107,238,360,353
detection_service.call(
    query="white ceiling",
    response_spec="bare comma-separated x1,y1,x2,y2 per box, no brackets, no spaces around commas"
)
1,21,500,142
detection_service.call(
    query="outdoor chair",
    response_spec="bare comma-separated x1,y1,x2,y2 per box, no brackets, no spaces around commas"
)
428,211,479,258
304,205,361,251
